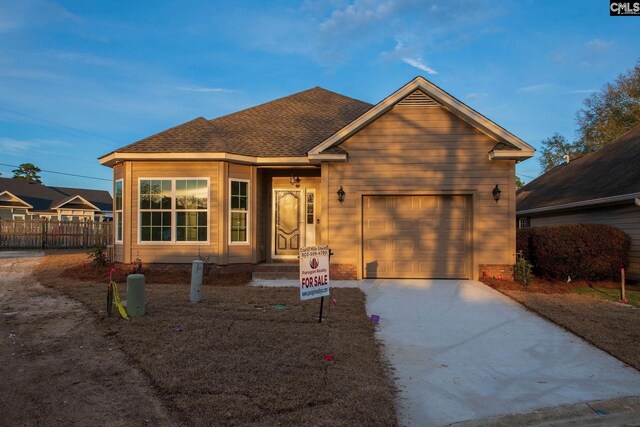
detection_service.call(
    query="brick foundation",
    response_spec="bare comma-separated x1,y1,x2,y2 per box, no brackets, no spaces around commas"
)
479,264,514,281
330,263,357,280
114,262,359,280
114,262,255,276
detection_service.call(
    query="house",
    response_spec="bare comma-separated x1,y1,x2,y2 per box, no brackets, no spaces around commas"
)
517,124,640,280
99,76,534,280
0,177,113,221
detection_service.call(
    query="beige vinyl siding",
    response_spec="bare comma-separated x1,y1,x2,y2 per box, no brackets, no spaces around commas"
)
126,161,219,264
324,106,515,279
529,204,640,279
256,169,266,262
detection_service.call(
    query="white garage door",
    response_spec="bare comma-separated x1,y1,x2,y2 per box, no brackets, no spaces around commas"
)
363,195,471,279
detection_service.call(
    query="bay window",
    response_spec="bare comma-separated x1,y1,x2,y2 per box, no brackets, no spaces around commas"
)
115,179,123,243
139,178,208,243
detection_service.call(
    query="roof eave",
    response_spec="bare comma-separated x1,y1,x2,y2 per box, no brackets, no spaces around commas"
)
307,153,348,164
488,149,534,161
517,192,640,215
99,152,315,167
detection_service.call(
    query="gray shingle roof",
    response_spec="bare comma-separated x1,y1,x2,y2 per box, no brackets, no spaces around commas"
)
114,87,373,157
0,178,112,213
517,124,640,211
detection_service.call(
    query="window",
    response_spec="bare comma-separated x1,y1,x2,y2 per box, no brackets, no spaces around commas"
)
139,178,209,243
115,180,123,243
518,217,530,229
230,179,249,244
306,192,315,225
140,179,172,241
176,179,208,242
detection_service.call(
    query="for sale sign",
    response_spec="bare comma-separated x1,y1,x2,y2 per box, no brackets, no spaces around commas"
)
299,246,330,300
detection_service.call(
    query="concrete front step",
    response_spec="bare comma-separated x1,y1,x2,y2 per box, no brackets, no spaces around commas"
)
252,263,299,280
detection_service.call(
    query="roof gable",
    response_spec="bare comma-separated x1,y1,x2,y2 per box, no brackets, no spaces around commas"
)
51,195,99,211
0,190,33,209
517,124,640,212
309,76,534,159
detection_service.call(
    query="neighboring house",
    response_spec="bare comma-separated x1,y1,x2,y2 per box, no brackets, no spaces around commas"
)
517,124,640,280
99,76,534,279
0,177,113,221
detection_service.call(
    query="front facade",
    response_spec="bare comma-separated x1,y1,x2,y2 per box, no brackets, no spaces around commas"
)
517,125,640,280
101,77,534,279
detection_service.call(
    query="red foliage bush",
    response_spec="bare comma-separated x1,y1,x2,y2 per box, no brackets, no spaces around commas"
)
516,224,630,280
516,228,535,261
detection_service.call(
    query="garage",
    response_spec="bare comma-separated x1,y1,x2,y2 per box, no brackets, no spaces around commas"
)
363,195,471,279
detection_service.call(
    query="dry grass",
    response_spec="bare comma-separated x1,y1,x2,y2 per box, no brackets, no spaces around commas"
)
34,252,398,426
483,278,640,372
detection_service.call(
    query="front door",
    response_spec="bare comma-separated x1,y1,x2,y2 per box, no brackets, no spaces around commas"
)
273,189,302,257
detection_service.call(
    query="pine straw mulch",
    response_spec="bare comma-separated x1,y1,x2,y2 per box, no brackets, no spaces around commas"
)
482,277,640,371
34,251,398,426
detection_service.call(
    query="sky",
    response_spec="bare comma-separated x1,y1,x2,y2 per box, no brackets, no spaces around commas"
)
1,0,639,193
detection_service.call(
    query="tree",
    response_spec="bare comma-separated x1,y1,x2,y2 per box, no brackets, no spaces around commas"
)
576,61,640,153
12,163,43,184
538,133,577,172
515,175,525,190
537,61,640,173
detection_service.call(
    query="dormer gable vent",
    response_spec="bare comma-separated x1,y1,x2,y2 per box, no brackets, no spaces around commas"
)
396,90,441,108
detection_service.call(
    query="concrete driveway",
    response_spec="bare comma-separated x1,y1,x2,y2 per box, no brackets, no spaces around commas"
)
360,279,640,426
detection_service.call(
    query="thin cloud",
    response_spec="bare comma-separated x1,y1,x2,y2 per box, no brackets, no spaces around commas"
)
565,89,597,94
586,38,612,53
177,85,235,93
516,83,553,94
466,92,488,101
402,57,437,75
0,138,40,152
0,138,70,153
0,0,77,33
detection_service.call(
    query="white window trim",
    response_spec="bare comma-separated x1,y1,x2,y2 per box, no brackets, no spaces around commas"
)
137,177,210,245
115,179,123,244
229,178,250,245
518,217,530,229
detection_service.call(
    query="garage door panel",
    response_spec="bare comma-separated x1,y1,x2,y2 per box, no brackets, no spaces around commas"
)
367,218,388,231
417,196,439,208
366,196,390,210
392,260,415,274
366,239,388,252
393,197,413,210
393,219,415,231
392,239,415,252
363,195,471,279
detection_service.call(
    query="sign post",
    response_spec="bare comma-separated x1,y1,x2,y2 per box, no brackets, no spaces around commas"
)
299,246,330,322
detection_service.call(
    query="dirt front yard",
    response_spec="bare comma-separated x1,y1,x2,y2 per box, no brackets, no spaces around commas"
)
483,278,640,372
0,252,175,426
3,251,397,426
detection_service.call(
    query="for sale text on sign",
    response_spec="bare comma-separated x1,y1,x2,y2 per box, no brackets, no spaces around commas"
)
299,246,330,300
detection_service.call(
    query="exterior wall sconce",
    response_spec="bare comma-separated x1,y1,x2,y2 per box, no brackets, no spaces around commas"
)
492,184,502,202
337,186,346,204
290,172,301,188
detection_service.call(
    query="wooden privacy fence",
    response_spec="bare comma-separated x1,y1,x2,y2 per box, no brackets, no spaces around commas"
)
0,219,112,249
